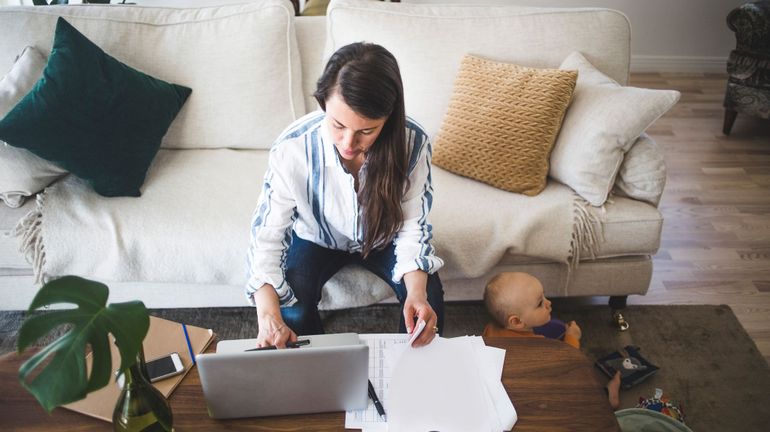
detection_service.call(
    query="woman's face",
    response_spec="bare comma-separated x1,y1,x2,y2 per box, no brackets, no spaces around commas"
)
325,91,387,162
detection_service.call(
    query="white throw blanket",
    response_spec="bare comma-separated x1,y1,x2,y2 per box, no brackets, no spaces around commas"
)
15,149,599,309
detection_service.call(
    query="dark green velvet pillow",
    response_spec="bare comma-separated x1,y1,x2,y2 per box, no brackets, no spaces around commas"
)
0,17,191,197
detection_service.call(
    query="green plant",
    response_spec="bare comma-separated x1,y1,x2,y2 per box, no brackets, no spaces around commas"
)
17,276,150,413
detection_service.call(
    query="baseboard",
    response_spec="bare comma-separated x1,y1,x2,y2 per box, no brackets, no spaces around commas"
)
631,55,727,74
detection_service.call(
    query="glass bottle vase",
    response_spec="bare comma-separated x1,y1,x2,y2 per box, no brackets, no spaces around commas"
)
112,347,174,432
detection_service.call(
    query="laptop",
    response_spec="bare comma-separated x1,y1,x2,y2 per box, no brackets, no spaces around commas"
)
196,333,369,419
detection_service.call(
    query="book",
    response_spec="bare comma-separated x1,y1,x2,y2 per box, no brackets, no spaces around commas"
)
595,345,659,390
64,315,215,422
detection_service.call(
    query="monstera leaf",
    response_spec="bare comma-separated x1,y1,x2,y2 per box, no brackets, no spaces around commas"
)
17,276,149,413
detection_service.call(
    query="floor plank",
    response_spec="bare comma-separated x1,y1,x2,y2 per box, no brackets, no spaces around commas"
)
627,72,770,363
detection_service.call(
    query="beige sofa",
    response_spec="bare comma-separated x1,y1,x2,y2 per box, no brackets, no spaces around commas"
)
0,0,667,316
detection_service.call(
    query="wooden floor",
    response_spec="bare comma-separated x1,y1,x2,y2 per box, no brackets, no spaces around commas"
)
623,72,770,365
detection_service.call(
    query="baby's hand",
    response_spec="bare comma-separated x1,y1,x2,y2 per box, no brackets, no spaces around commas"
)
565,321,582,340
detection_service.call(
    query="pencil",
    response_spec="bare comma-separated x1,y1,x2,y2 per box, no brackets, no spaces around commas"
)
182,323,196,365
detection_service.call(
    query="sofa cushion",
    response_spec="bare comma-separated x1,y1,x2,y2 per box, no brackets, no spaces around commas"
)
0,46,67,208
432,54,576,195
0,18,191,198
29,148,268,285
325,0,630,138
295,16,327,113
0,0,304,150
590,195,663,258
496,194,662,265
24,151,580,298
550,52,679,206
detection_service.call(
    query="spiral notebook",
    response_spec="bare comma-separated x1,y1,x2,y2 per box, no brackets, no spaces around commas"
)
64,316,215,422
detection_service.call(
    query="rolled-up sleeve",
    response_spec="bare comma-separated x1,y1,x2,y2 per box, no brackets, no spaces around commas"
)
245,146,298,306
392,133,444,282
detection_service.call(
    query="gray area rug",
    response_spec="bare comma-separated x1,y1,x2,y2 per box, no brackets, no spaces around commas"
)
2,303,768,432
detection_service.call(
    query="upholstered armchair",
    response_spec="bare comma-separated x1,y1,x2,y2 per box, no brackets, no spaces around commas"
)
723,1,770,135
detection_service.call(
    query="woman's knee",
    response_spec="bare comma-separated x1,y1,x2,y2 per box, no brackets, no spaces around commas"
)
426,272,444,301
281,302,323,335
426,273,445,331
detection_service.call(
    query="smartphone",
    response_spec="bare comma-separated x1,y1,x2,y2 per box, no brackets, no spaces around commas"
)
145,352,185,383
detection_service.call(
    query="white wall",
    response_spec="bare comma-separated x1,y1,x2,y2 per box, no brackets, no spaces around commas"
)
405,0,743,73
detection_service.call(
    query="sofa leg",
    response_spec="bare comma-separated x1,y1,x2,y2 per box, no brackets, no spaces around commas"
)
609,295,627,309
723,109,737,135
609,296,629,331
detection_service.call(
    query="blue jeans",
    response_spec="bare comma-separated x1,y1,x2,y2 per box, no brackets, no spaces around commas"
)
282,232,444,336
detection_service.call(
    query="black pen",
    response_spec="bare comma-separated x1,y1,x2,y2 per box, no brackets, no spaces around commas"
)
368,379,386,421
244,339,310,351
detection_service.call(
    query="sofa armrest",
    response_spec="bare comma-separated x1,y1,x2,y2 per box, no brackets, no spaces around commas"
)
613,133,667,207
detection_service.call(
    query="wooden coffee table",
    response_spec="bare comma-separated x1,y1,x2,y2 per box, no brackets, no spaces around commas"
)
0,337,620,431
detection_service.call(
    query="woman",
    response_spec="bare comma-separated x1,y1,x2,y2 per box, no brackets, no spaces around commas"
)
246,42,444,348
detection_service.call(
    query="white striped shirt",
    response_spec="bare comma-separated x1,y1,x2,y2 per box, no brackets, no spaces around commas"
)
245,111,444,306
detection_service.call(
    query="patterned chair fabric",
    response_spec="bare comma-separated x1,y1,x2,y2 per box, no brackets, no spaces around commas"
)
723,0,770,134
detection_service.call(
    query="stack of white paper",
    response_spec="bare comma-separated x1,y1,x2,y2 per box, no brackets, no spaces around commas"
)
345,335,516,432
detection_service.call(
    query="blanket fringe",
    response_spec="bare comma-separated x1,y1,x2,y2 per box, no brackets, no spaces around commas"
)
13,193,46,285
566,195,605,294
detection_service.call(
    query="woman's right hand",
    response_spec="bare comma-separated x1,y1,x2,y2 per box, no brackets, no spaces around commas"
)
256,312,297,348
253,283,297,348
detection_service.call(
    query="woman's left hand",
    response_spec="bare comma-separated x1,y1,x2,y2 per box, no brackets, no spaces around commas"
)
403,291,438,348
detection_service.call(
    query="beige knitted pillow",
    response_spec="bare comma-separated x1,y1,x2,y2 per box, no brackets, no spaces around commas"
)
433,54,577,195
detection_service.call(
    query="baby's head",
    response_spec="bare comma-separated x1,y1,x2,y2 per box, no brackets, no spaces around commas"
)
484,272,552,331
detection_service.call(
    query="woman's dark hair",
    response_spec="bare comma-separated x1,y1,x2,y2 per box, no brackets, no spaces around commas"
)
314,42,408,258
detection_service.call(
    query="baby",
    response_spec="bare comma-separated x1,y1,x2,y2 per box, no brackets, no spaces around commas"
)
482,271,581,348
482,271,621,409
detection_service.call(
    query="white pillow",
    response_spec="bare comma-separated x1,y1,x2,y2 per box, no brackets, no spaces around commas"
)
550,51,679,206
0,46,68,208
614,133,666,207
